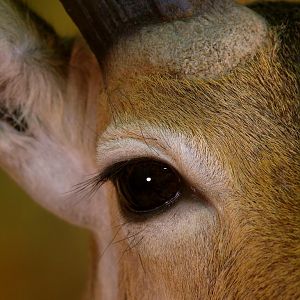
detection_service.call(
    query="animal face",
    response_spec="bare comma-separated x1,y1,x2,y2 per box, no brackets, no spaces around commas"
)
0,0,299,299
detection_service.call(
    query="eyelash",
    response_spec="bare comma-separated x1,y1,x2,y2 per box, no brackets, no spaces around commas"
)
71,158,148,199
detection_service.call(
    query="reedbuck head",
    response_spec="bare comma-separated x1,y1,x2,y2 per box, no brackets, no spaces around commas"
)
0,0,299,298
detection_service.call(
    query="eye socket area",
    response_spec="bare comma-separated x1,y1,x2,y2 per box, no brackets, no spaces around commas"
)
104,158,183,214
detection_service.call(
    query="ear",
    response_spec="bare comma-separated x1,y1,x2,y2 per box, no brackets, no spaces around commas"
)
0,0,105,227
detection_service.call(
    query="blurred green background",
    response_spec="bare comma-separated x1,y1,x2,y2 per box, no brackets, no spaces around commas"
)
0,1,88,300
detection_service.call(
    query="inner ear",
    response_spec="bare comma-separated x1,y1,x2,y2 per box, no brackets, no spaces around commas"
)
0,106,28,133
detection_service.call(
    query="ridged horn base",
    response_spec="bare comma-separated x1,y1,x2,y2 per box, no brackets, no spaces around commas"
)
60,0,232,56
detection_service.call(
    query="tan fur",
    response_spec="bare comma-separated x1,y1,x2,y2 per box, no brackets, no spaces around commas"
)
0,0,299,299
104,33,299,298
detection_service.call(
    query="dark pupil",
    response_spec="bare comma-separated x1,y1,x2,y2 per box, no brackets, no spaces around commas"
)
116,160,181,213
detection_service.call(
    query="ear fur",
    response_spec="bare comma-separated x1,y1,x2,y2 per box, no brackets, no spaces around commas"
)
0,0,104,227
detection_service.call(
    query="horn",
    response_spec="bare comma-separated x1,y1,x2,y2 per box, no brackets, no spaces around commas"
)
60,0,268,81
59,0,231,57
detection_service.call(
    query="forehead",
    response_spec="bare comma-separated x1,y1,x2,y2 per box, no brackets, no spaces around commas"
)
102,4,300,150
99,41,300,201
105,44,298,150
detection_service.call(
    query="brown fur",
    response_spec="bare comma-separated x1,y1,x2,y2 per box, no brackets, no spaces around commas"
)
105,6,300,299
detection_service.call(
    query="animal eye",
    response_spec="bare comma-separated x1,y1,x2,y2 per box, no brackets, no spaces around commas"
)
111,159,182,214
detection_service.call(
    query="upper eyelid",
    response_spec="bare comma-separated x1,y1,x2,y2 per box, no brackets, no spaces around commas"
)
96,135,175,176
99,157,175,183
97,127,172,163
99,160,133,182
69,158,176,201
